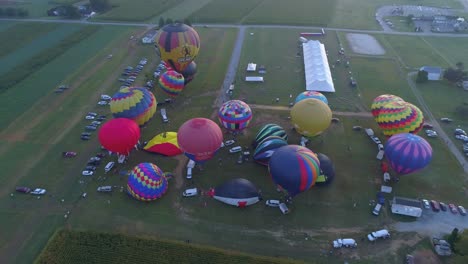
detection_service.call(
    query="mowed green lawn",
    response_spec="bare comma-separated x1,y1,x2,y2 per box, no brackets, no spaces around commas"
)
96,0,184,21
423,37,468,66
188,0,263,24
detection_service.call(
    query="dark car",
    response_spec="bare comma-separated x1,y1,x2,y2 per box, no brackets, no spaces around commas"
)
85,166,97,171
81,132,92,136
87,160,100,166
96,153,106,158
81,135,90,140
85,125,97,131
422,123,434,129
16,186,31,193
430,200,440,212
439,202,447,211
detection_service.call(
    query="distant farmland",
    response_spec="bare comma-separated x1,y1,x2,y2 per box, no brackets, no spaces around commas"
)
188,0,263,23
97,0,184,21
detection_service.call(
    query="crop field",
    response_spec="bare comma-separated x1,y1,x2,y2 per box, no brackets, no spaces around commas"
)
97,0,184,21
188,0,263,24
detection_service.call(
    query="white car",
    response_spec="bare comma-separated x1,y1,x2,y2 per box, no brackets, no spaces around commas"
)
97,101,108,106
229,146,242,153
101,95,111,100
82,170,94,176
377,144,384,151
265,199,281,207
371,136,381,144
421,199,431,209
87,112,98,116
224,140,235,146
85,115,95,120
91,121,101,126
182,188,198,197
30,188,47,195
367,229,390,241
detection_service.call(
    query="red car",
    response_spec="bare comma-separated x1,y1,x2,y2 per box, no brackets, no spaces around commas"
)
423,123,434,129
430,200,440,212
16,186,31,193
62,152,77,158
449,204,458,214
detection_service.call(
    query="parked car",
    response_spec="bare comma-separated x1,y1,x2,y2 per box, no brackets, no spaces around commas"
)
367,229,390,241
97,186,112,192
101,95,111,100
81,132,92,136
95,153,106,158
377,144,384,151
449,203,458,214
229,146,242,153
87,112,98,116
85,166,97,171
333,238,357,248
371,136,381,144
30,188,47,195
421,199,431,209
439,202,447,212
440,117,453,123
80,135,90,140
82,170,94,176
96,117,106,121
62,151,77,158
87,160,100,166
104,161,115,173
85,126,97,131
182,188,198,197
352,126,362,131
91,121,101,126
372,203,382,216
89,157,101,162
454,128,467,136
423,123,434,129
265,200,281,207
16,186,31,193
458,205,466,216
85,115,95,120
224,140,235,146
279,203,290,214
97,101,108,106
430,200,440,212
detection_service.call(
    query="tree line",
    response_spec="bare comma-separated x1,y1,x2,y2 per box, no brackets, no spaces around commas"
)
0,8,29,17
158,17,192,28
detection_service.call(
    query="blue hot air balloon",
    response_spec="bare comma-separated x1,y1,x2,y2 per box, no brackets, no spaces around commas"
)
384,133,432,175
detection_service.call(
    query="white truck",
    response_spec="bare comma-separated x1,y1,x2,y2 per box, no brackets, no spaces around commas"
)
367,229,390,241
333,238,357,248
160,108,169,123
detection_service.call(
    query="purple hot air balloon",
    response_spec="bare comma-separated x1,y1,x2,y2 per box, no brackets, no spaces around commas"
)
384,133,432,175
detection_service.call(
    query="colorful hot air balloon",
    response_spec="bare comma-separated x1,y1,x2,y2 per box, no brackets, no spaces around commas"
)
209,178,261,208
252,124,288,148
315,153,335,186
291,98,332,137
376,101,424,137
371,94,404,117
218,100,253,131
268,145,320,197
295,91,328,105
143,132,182,156
181,61,197,85
109,87,157,126
384,133,432,175
159,70,185,98
127,163,168,202
253,136,288,166
154,23,200,72
98,118,140,155
177,118,223,163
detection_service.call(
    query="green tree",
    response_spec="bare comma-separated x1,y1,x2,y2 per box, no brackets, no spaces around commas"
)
90,0,110,12
5,7,17,17
444,67,466,83
456,62,464,71
158,17,164,28
165,18,173,25
447,228,460,251
183,18,192,26
17,8,28,17
406,14,414,25
0,8,4,16
62,5,81,19
416,70,428,83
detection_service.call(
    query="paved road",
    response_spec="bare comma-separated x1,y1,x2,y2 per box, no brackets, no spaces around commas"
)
249,104,373,117
406,72,468,174
2,18,468,37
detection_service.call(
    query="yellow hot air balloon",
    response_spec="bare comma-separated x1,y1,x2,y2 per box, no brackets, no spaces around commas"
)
290,98,332,137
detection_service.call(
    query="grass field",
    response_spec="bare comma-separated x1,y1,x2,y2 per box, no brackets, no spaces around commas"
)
188,0,263,24
97,0,184,21
0,0,56,18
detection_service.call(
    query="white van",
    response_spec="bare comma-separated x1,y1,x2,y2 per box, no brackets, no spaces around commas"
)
372,203,382,216
279,203,290,214
333,238,357,248
186,167,192,179
187,159,195,169
182,188,198,197
104,161,115,173
367,229,390,241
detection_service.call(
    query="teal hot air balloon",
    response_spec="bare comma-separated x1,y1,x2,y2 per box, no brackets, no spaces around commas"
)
253,136,288,166
295,91,328,105
252,124,288,148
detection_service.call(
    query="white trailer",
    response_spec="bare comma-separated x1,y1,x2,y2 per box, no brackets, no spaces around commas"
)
333,238,357,248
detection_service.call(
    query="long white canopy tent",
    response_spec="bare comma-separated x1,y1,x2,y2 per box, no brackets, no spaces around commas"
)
302,40,335,93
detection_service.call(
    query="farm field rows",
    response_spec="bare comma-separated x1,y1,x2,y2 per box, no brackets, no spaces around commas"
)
97,0,185,21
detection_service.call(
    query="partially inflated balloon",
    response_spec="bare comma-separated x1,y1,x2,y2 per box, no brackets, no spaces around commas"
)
385,133,432,175
371,94,404,118
143,132,182,156
218,100,252,131
252,124,288,148
295,91,328,105
376,101,424,136
181,61,197,85
291,98,332,137
253,136,288,166
110,87,157,126
159,70,185,98
127,163,168,201
154,23,200,72
315,153,335,186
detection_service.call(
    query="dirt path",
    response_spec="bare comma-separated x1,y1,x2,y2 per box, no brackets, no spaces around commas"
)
249,104,373,117
172,155,188,189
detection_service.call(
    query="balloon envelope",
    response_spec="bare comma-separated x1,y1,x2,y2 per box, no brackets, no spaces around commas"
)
253,136,288,166
212,178,261,207
295,91,328,105
98,118,140,155
127,163,168,201
376,101,424,137
385,133,432,175
144,132,182,156
371,94,404,118
181,61,197,85
315,153,335,186
177,118,223,162
252,124,288,148
268,145,320,197
218,100,253,131
291,98,332,137
154,23,200,72
159,70,185,98
109,87,157,126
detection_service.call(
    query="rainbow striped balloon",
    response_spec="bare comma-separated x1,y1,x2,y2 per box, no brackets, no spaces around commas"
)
385,133,432,175
295,91,328,105
268,145,320,197
109,87,157,126
376,101,424,136
127,163,168,202
159,70,185,98
371,94,404,117
218,100,252,131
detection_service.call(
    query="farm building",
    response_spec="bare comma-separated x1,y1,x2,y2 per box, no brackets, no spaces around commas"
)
302,40,335,92
420,66,442,80
245,76,264,82
391,196,422,217
246,63,257,72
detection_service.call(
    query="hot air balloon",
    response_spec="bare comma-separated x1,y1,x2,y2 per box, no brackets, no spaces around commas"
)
218,100,253,131
159,70,185,98
291,98,332,137
208,178,261,208
268,145,320,197
109,87,157,126
154,23,200,72
315,153,336,186
371,94,404,117
295,91,328,105
253,136,288,166
127,163,168,202
384,133,432,175
177,118,223,163
181,61,197,85
376,101,424,137
98,118,140,155
252,124,288,148
143,132,182,156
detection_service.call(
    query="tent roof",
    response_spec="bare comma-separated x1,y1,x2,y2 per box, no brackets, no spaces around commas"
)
420,66,442,74
302,40,335,92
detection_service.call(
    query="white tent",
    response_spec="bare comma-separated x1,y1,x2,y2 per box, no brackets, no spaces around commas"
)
302,40,335,92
